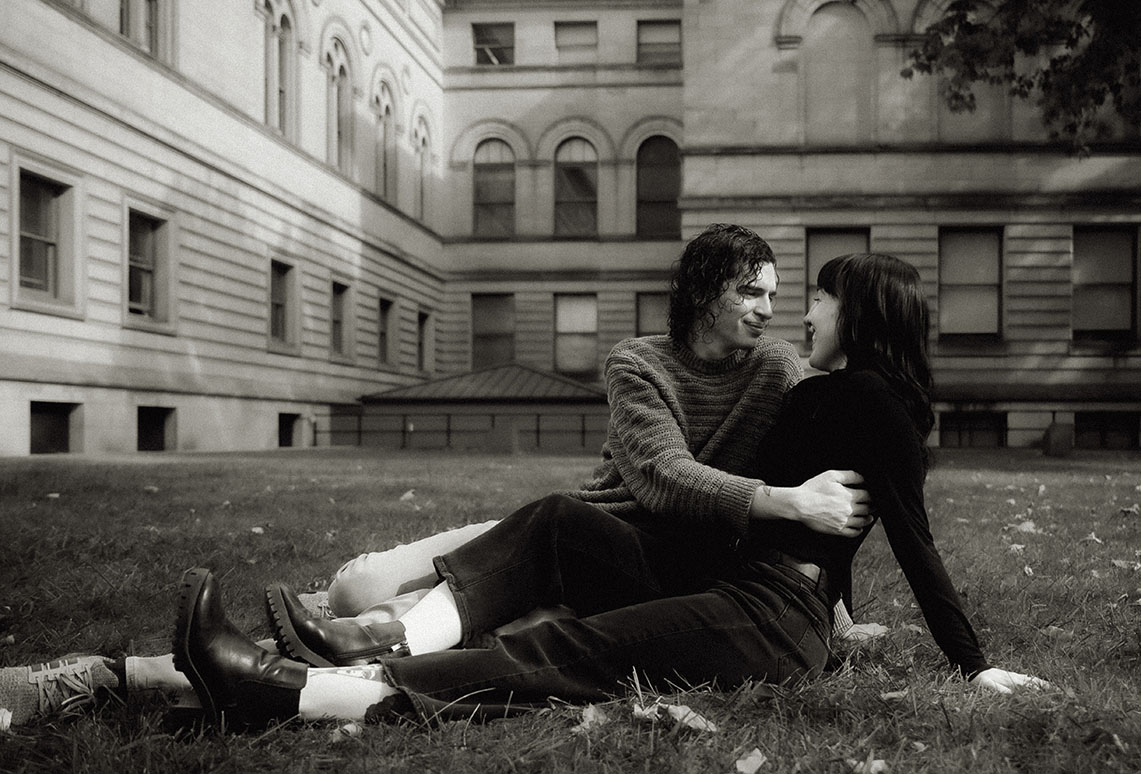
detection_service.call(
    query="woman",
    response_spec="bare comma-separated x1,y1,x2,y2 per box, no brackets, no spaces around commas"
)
173,252,1046,729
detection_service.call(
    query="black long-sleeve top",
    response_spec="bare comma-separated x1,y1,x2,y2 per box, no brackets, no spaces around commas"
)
747,368,991,678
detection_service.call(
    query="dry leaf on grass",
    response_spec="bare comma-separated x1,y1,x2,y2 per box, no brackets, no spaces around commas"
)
735,747,768,773
631,701,718,733
570,704,609,735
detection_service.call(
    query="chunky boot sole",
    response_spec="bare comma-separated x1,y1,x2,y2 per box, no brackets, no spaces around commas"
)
172,568,220,724
265,585,337,668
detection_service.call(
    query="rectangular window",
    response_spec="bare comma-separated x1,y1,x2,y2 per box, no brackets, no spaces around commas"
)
555,293,598,377
472,293,516,367
15,163,80,313
636,292,669,336
137,406,175,452
637,20,681,65
127,211,160,318
378,297,395,366
278,413,302,448
119,0,165,58
1075,411,1140,450
331,281,349,356
555,21,598,63
473,23,514,65
269,260,296,347
417,310,432,372
30,401,79,454
1072,227,1137,342
123,199,175,330
939,411,1006,448
19,172,62,297
939,228,1002,338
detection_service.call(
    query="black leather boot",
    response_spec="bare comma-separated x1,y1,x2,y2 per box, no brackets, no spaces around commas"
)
173,568,308,729
265,583,410,668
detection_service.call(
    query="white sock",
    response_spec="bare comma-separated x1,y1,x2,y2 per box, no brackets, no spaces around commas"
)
298,665,396,721
398,581,462,655
125,654,192,692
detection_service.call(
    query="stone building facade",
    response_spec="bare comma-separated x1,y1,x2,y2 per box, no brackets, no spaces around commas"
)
0,0,1137,455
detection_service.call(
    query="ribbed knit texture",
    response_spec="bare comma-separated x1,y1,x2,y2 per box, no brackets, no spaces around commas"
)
564,335,802,537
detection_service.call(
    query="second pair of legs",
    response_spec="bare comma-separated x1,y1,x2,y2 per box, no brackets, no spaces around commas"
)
174,494,836,730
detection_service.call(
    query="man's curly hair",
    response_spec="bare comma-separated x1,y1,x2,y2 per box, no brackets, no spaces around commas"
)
667,224,776,345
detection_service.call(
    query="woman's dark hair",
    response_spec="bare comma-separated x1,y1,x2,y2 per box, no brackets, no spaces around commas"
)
816,253,935,447
668,224,775,345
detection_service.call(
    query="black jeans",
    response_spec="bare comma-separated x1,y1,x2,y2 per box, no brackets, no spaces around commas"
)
380,494,832,722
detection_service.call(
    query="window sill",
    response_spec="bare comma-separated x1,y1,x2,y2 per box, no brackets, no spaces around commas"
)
268,339,302,357
11,296,85,321
124,315,177,337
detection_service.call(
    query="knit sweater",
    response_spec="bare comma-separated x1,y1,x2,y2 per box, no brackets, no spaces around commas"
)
564,334,803,538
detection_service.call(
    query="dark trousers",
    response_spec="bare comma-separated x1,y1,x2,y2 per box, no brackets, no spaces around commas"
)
380,494,832,722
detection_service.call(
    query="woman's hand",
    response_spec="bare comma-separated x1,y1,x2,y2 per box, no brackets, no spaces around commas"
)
753,470,873,536
970,667,1051,694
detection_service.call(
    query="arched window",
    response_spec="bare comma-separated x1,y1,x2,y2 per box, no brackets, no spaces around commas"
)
804,3,874,144
326,39,353,173
554,137,597,238
264,1,295,138
635,136,680,239
473,139,516,238
412,117,431,221
371,82,396,201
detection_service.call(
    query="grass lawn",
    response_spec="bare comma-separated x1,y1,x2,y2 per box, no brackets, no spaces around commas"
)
1,447,1139,773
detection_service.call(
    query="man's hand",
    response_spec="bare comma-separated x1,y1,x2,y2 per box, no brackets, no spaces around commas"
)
752,470,872,536
970,668,1051,694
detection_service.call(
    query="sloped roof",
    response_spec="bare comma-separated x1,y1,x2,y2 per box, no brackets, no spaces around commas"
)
362,363,607,403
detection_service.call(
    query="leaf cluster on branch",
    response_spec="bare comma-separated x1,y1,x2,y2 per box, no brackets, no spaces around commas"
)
902,0,1141,152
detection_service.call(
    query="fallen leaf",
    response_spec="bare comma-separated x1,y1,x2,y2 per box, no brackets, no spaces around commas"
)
1037,485,1046,496
250,526,265,535
843,623,889,642
911,741,928,752
879,689,909,702
1023,565,1034,577
571,704,609,734
1009,544,1026,554
46,493,60,499
847,755,889,773
631,702,718,733
1006,520,1043,534
399,489,416,501
663,704,718,732
1112,559,1141,572
329,721,362,742
1041,625,1073,640
143,485,160,493
631,702,658,721
1080,533,1103,544
1005,498,1017,505
735,748,769,774
903,624,925,635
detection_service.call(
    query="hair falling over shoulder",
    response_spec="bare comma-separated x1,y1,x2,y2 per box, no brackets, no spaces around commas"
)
815,253,935,451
